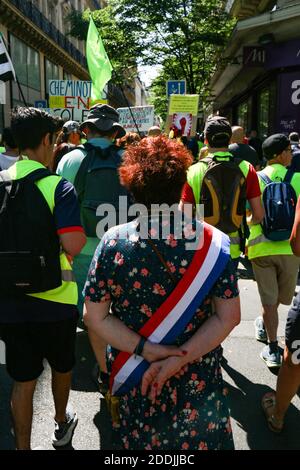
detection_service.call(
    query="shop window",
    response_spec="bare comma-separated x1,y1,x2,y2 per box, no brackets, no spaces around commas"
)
237,99,251,132
45,59,60,94
10,34,41,106
63,71,73,80
0,105,4,135
258,88,270,140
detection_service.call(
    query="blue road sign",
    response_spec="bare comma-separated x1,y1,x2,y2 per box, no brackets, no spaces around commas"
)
166,80,186,97
34,100,47,109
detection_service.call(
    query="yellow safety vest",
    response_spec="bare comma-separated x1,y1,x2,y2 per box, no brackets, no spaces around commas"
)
247,163,300,260
187,152,250,259
7,160,78,304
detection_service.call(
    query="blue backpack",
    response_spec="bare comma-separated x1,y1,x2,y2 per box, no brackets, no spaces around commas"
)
258,170,297,241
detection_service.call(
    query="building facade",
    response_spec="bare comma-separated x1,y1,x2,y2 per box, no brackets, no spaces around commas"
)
0,0,146,133
211,0,300,138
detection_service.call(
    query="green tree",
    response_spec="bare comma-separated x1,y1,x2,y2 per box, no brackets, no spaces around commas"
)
67,1,235,120
67,6,143,85
109,0,235,120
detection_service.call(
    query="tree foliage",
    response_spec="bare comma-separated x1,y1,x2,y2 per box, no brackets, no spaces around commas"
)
67,0,235,120
67,6,143,85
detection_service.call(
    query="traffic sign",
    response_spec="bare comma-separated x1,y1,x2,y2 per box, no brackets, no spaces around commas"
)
34,100,47,108
166,80,186,97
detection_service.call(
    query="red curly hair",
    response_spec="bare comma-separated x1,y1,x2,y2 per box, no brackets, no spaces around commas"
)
119,135,193,206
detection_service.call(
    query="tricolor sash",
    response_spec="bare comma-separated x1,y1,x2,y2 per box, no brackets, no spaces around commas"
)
110,223,230,396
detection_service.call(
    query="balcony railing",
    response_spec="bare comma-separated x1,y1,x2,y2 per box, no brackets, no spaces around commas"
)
9,0,87,69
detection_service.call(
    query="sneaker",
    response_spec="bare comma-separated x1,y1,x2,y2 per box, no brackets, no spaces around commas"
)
260,345,282,368
254,316,267,342
52,409,78,447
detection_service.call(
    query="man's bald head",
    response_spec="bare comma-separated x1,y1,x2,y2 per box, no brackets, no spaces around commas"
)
231,126,245,144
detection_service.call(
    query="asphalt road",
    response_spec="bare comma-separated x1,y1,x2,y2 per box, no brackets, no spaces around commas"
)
0,258,299,450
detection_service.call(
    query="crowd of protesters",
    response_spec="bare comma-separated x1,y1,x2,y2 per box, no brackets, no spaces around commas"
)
0,104,300,450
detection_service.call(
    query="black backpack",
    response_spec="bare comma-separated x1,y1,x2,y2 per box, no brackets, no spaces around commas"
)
200,155,247,234
74,143,129,238
0,168,61,295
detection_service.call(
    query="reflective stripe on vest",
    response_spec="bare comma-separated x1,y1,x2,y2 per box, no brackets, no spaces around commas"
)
187,153,250,259
7,160,78,305
247,164,298,260
61,270,76,282
248,234,271,247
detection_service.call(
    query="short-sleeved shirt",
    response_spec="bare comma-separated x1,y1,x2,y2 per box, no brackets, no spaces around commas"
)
0,153,18,170
229,143,259,168
84,216,239,450
56,137,123,186
289,145,300,172
57,137,124,257
0,162,83,323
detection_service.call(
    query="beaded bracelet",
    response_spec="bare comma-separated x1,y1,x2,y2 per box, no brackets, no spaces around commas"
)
134,336,147,358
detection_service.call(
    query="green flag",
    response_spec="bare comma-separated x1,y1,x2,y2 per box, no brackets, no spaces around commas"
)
86,16,113,100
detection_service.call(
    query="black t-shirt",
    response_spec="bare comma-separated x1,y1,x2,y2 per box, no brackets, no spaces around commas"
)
229,143,259,167
289,144,300,172
248,136,263,160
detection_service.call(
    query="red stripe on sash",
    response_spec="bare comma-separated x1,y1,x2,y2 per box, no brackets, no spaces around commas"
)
109,224,213,390
139,224,212,338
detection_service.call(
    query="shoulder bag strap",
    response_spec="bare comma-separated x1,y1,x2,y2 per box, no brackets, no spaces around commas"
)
258,171,272,186
283,169,294,184
146,236,177,284
73,145,99,202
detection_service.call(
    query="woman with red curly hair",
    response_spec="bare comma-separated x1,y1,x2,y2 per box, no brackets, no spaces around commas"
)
84,135,240,450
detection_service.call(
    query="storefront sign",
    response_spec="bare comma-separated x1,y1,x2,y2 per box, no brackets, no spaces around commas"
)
243,47,265,67
117,106,154,132
265,39,300,70
277,71,300,134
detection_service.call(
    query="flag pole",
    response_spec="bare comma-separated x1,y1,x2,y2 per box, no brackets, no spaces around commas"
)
88,16,141,137
15,77,28,107
119,84,141,137
0,32,28,107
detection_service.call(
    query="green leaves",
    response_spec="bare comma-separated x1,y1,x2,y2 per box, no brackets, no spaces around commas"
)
67,0,235,121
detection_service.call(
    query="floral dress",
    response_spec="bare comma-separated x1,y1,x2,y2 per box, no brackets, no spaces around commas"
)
84,215,239,450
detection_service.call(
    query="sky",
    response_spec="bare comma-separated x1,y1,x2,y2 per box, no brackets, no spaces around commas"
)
138,64,161,87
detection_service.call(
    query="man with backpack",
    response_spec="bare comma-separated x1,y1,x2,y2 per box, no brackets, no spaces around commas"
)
0,107,86,449
180,115,264,270
57,104,128,393
250,134,300,368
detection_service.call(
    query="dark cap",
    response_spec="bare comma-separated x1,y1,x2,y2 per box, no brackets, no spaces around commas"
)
80,104,126,138
262,133,290,160
289,132,299,143
204,116,232,146
62,120,80,134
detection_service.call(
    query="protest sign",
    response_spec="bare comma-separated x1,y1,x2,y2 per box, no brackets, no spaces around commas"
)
166,95,199,137
117,106,154,132
48,80,106,122
168,94,199,116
